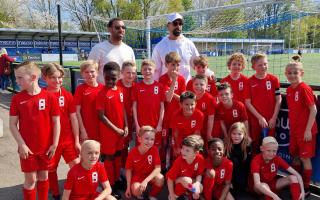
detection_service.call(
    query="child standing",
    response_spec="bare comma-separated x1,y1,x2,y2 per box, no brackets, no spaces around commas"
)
250,136,304,200
125,126,164,200
203,138,234,200
221,52,248,103
285,59,317,196
225,122,252,195
167,135,205,200
245,53,282,152
74,60,104,141
9,61,60,200
62,140,116,200
42,63,80,200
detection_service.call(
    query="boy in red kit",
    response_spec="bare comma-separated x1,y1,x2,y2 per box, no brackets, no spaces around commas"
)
216,83,249,138
187,55,217,97
192,75,216,144
62,140,116,200
170,91,204,157
203,138,234,200
132,59,165,146
42,63,80,200
125,126,164,200
245,53,282,152
285,59,317,196
167,135,205,200
9,61,60,200
116,61,136,166
74,60,103,141
96,61,128,197
221,52,249,103
250,137,304,200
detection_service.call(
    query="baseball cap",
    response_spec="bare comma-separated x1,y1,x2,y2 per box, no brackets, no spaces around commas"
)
262,136,278,146
167,13,183,23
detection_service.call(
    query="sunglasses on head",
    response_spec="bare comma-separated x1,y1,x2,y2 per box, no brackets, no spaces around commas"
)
172,21,183,26
114,25,126,30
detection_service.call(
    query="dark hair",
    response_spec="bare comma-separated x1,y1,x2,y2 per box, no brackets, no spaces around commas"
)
217,82,231,91
182,135,204,151
180,91,196,102
208,137,224,149
103,61,120,75
107,18,123,28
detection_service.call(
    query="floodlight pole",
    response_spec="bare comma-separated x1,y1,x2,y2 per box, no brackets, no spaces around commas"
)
146,17,151,59
57,3,63,66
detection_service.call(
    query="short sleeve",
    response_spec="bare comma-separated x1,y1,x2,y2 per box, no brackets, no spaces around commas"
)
131,85,138,101
302,85,315,107
166,157,181,180
98,163,108,182
179,76,186,92
273,76,280,89
207,97,216,116
186,80,193,92
73,85,83,106
66,92,76,114
152,46,162,81
239,102,248,120
125,150,134,170
160,84,166,102
153,147,161,166
9,95,18,116
197,111,205,130
276,156,290,170
225,160,233,181
64,169,75,190
88,46,100,64
250,156,260,174
196,156,206,176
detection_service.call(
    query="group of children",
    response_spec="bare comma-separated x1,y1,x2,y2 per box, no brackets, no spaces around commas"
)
8,51,317,200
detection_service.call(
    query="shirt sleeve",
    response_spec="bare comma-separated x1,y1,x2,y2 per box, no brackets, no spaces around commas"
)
131,85,138,101
179,77,187,92
88,45,100,64
302,85,315,107
239,102,248,121
153,147,161,166
98,163,108,182
67,92,76,114
64,169,75,190
197,111,205,130
166,157,181,180
273,76,281,95
186,80,193,91
125,150,134,170
225,160,233,182
73,85,83,106
250,156,260,174
196,156,206,176
9,95,18,116
276,156,290,170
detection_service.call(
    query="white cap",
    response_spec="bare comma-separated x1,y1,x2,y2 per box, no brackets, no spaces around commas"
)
262,136,278,146
167,13,183,23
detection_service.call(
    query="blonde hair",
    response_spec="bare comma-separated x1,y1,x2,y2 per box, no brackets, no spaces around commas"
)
122,60,136,71
225,122,251,160
41,63,65,77
165,52,181,64
138,125,156,137
193,55,208,67
81,140,101,153
251,53,267,66
182,135,204,151
262,136,278,146
141,59,156,70
80,60,98,73
227,52,247,70
286,61,303,72
16,61,41,77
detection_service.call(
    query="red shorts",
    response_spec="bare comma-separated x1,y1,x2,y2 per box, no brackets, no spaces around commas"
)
290,135,316,158
101,131,124,155
249,178,277,194
48,142,79,170
212,184,224,200
131,174,156,185
174,183,187,196
20,153,50,172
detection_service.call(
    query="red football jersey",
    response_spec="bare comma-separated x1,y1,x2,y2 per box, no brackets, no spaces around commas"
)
245,74,280,120
117,80,134,123
251,154,289,183
187,77,218,97
167,153,205,180
125,146,161,178
205,157,233,186
159,73,186,128
286,82,317,136
132,81,165,128
216,100,248,131
64,162,108,199
96,87,125,153
221,74,249,103
74,83,103,141
196,92,216,136
52,88,76,145
10,89,60,154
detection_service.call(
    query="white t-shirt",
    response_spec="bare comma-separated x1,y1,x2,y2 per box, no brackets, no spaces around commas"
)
152,35,199,81
88,41,135,84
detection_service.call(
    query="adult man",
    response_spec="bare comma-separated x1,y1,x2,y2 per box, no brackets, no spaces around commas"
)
89,18,135,84
152,13,203,81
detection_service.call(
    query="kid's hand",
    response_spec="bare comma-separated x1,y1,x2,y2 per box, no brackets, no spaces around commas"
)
46,144,57,159
18,144,33,159
80,130,88,142
123,127,129,137
192,182,201,194
304,130,312,142
125,187,131,198
258,116,268,128
192,192,200,199
116,128,125,136
156,124,162,133
168,193,177,200
299,191,305,200
139,180,148,193
75,141,81,153
136,125,140,135
268,117,277,129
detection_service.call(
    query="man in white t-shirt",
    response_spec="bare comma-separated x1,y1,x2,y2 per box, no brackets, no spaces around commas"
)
153,13,214,81
89,18,135,84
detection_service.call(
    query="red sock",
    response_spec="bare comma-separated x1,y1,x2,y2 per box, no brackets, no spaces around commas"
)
37,179,49,200
48,171,59,196
23,188,36,200
302,169,312,188
114,156,122,181
150,184,162,197
290,182,301,200
121,148,128,168
203,176,215,200
104,160,115,185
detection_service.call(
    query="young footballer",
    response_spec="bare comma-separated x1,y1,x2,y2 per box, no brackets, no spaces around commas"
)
245,53,282,152
132,59,165,147
9,61,60,200
74,60,104,141
250,136,304,200
125,126,164,200
187,55,218,97
42,63,80,200
167,135,205,200
216,83,249,138
170,91,204,157
62,140,116,200
221,52,249,103
285,58,317,196
203,138,234,200
96,61,128,193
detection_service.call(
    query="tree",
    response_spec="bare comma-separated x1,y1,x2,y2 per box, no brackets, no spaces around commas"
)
0,0,27,28
27,0,58,29
167,0,184,13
